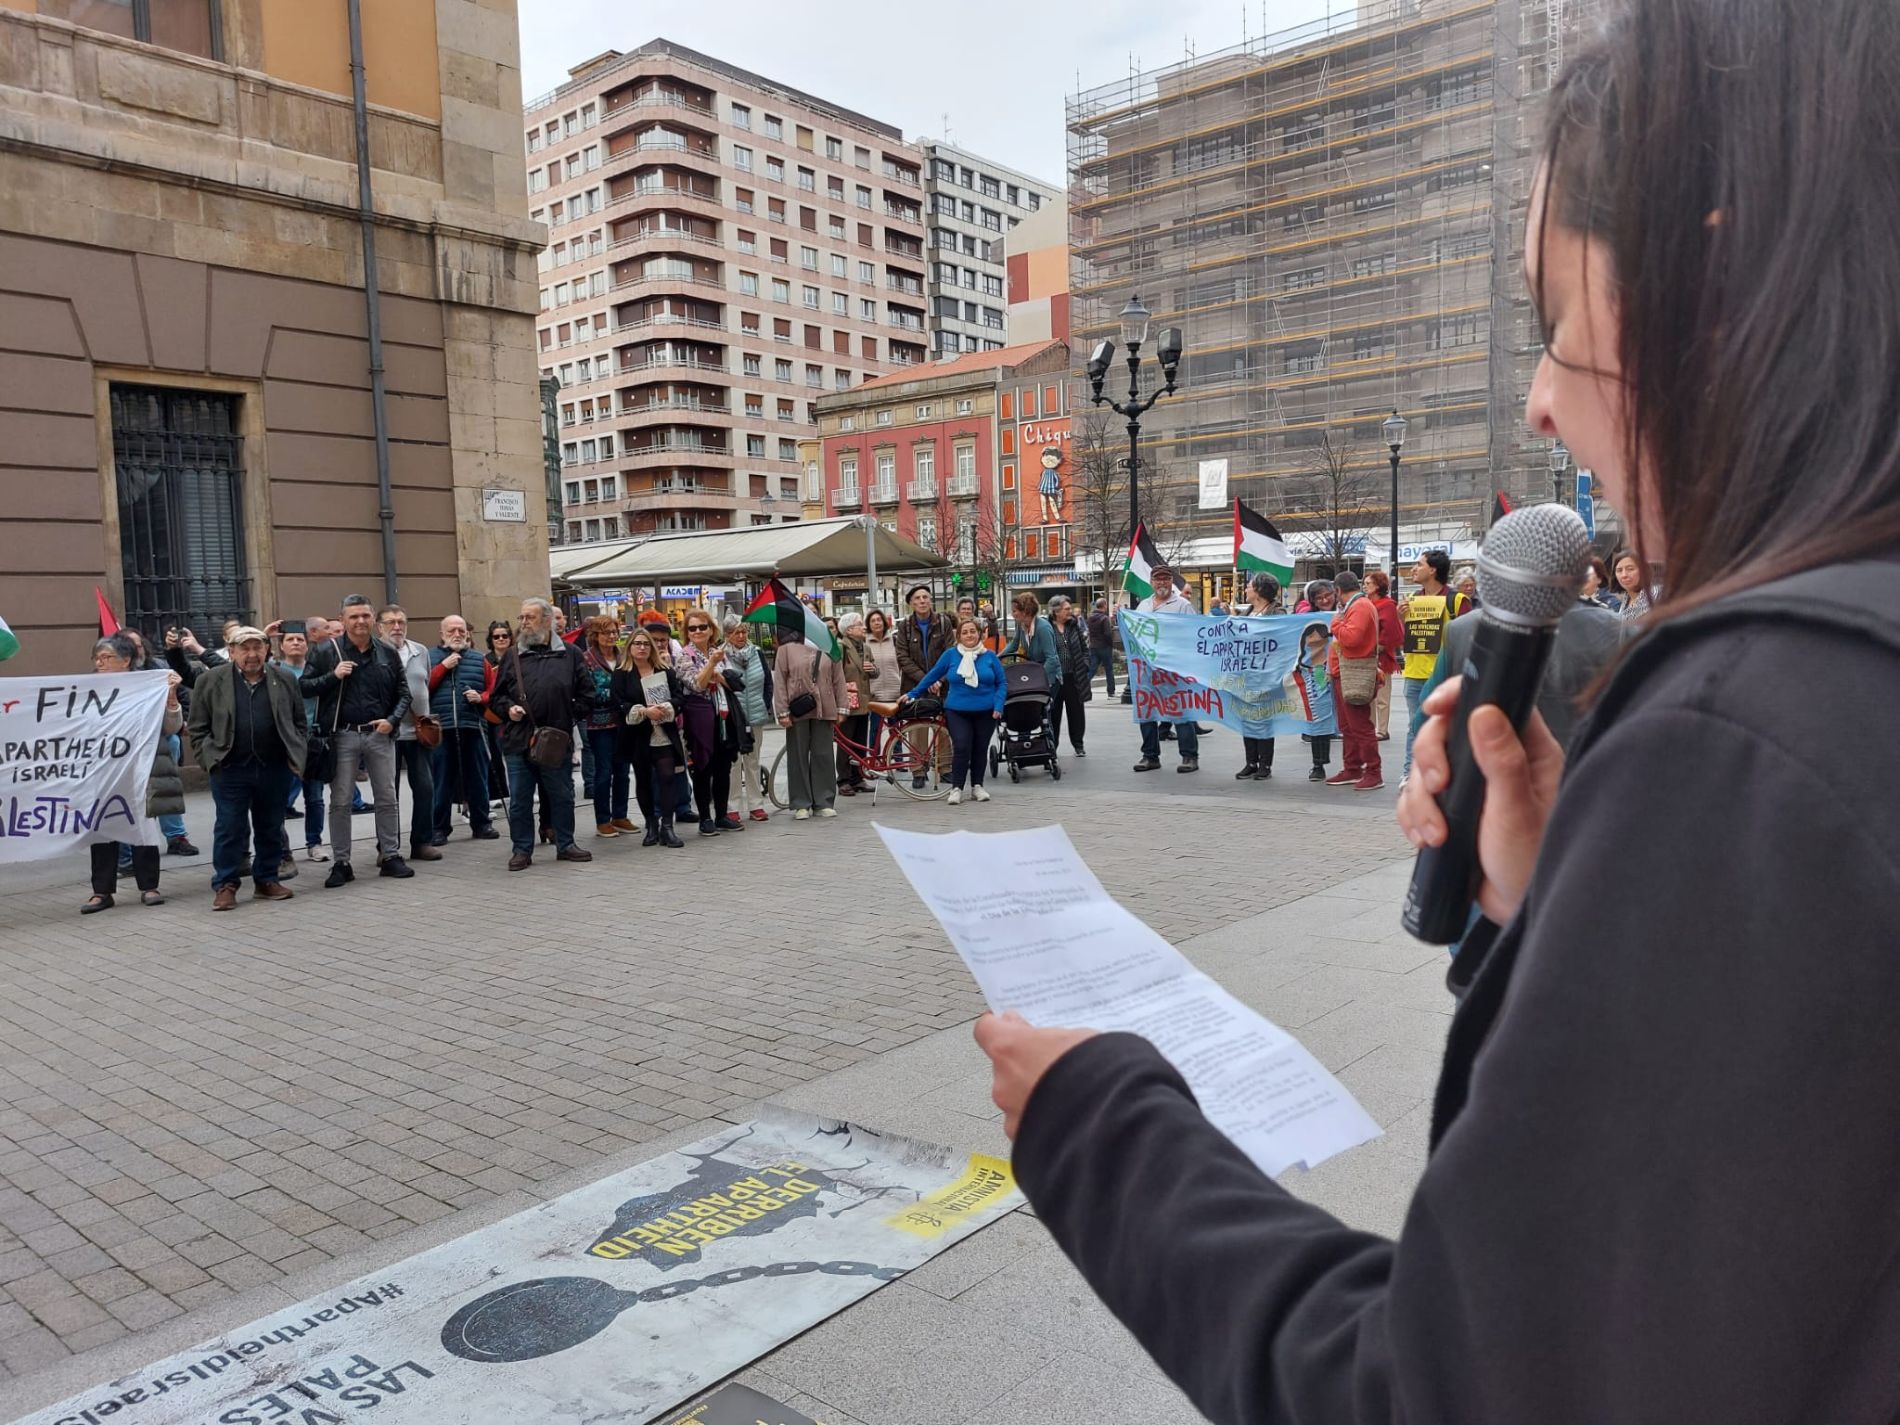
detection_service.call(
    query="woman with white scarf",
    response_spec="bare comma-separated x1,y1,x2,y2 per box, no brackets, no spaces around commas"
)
900,616,1005,806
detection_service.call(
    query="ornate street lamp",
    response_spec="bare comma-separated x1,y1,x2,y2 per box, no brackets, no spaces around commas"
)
1382,409,1408,579
1088,294,1184,545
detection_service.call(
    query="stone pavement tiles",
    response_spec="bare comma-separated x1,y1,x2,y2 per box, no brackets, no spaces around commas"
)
1,713,1437,1421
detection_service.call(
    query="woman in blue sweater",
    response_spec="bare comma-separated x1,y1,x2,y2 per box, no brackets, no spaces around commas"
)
902,616,1005,805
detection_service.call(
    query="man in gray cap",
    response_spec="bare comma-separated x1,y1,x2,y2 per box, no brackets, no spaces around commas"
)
186,626,308,911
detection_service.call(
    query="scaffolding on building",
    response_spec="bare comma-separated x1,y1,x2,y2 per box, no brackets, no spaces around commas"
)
1065,0,1597,552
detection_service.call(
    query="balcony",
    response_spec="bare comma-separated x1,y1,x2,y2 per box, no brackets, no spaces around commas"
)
618,355,727,375
834,486,862,509
947,474,979,498
602,89,715,126
906,478,937,503
868,480,899,506
620,442,738,471
608,227,721,259
619,397,731,418
613,313,726,337
883,202,922,223
886,277,924,297
604,185,723,224
881,164,921,187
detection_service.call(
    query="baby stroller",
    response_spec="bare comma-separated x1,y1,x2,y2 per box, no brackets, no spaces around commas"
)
990,661,1061,782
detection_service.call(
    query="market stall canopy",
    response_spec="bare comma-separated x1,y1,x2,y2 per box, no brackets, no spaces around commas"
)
556,516,948,589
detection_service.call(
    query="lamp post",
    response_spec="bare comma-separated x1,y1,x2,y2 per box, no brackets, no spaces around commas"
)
1088,294,1184,549
1549,439,1570,506
1382,409,1407,581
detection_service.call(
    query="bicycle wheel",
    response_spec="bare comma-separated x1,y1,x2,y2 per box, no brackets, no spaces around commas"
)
766,744,793,810
889,720,952,800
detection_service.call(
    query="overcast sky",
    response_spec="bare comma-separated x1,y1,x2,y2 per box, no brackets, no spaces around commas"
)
518,1,1345,183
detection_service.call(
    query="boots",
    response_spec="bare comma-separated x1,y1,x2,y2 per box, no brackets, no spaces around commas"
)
642,818,660,847
657,817,685,849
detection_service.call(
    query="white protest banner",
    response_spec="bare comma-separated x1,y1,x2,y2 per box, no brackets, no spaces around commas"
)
0,669,169,862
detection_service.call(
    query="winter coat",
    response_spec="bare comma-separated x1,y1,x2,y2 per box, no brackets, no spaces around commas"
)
147,702,186,819
1051,617,1090,691
1002,615,1063,686
771,639,850,722
610,663,688,767
895,612,953,689
427,646,495,729
185,662,309,777
487,642,592,755
723,639,770,728
864,632,903,702
838,632,870,711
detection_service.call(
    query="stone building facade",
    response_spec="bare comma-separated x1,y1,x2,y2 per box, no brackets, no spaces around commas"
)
0,0,547,675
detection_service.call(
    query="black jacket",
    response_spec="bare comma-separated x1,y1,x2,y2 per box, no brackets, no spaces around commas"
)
610,664,687,766
1013,561,1900,1425
299,634,409,730
488,641,592,755
1051,617,1090,691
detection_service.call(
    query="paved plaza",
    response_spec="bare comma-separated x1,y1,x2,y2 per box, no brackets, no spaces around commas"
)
1,710,1441,1423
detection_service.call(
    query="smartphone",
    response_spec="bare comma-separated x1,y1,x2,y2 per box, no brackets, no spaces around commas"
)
279,619,306,637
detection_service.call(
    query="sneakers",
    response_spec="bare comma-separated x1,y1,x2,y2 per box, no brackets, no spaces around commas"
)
378,856,414,878
1073,746,1086,757
816,807,838,818
1325,769,1361,786
597,822,622,838
276,862,298,881
324,862,355,889
1132,757,1161,772
167,835,199,856
1308,766,1327,782
699,819,721,836
1236,765,1258,780
1177,759,1199,773
305,844,330,863
1252,767,1272,780
1353,775,1386,791
793,808,812,820
611,818,639,833
946,788,962,806
971,785,991,803
721,813,744,831
749,808,769,822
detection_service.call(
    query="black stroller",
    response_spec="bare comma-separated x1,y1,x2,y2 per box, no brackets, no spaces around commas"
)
989,661,1061,782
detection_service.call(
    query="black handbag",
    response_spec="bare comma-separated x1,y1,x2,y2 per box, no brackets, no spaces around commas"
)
303,641,340,782
786,647,821,718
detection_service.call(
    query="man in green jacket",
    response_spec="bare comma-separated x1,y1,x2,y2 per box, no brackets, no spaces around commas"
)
187,627,308,911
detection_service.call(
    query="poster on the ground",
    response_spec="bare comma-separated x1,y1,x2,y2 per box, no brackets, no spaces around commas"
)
1120,611,1338,737
0,671,169,863
8,1111,1019,1425
660,1381,821,1425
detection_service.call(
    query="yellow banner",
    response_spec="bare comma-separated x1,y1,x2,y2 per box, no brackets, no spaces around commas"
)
884,1155,1016,1239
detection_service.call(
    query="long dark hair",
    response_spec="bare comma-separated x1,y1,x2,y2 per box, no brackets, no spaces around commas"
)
1535,0,1900,622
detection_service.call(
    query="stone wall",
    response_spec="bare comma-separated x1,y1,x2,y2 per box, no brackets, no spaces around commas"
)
0,5,550,673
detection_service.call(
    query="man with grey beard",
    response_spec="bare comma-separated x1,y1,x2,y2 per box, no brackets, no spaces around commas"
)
487,597,593,871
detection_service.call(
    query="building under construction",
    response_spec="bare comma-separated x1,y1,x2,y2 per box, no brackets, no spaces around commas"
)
1067,0,1599,559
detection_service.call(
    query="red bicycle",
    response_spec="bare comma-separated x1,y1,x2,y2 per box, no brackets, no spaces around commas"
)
767,700,952,806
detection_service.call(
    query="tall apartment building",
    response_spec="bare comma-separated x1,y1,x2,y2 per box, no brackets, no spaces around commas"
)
1067,0,1596,559
921,142,1060,358
526,40,930,546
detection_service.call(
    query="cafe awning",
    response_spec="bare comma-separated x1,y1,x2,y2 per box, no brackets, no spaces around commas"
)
554,516,949,589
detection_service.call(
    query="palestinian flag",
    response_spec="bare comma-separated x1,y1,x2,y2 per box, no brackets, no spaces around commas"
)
1122,523,1162,601
0,613,17,662
1233,499,1294,582
1490,490,1514,528
743,577,840,659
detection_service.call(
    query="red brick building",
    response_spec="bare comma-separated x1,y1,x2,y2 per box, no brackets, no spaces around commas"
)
810,340,1072,601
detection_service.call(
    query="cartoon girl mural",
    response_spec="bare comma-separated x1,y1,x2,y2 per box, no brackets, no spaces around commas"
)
1037,445,1063,524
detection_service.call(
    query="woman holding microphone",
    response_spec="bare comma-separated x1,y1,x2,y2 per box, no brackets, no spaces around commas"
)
973,2,1900,1418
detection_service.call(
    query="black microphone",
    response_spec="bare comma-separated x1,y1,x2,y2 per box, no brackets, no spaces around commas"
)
1400,505,1591,944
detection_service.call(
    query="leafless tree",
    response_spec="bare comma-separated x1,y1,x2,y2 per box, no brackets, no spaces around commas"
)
1281,431,1384,571
1069,410,1131,603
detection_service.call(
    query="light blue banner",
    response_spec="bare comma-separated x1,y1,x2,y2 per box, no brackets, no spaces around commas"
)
1119,611,1337,738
